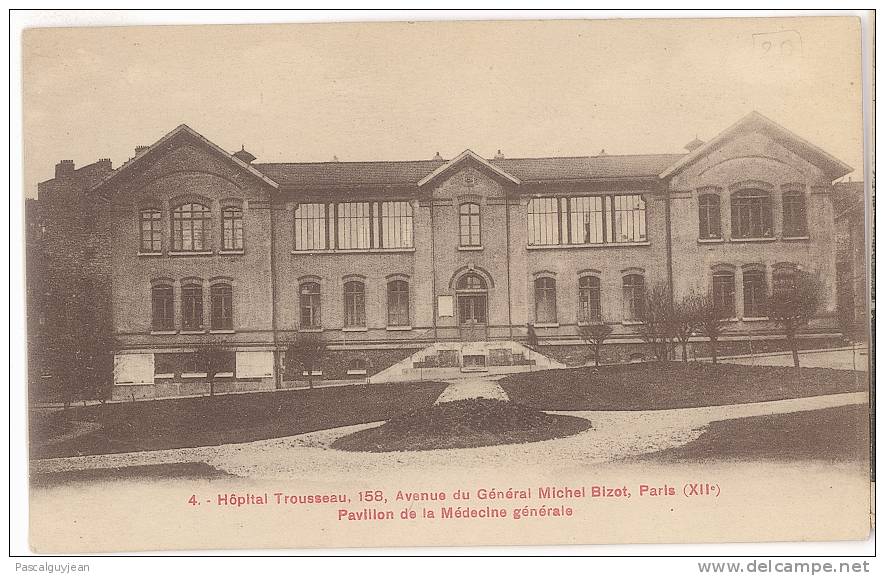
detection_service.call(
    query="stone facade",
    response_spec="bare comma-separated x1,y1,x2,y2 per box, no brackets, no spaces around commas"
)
33,112,853,399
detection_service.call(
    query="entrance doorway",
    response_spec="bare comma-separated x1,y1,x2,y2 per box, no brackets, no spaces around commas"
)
456,273,488,341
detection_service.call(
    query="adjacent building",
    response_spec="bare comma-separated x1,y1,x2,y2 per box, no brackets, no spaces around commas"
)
34,112,853,399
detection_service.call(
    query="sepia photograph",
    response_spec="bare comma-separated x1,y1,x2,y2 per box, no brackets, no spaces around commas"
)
11,10,873,559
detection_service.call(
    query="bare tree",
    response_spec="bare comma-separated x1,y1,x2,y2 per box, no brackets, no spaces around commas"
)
285,333,327,389
637,282,676,361
768,270,824,368
671,292,703,362
194,342,228,397
578,322,614,367
695,294,729,364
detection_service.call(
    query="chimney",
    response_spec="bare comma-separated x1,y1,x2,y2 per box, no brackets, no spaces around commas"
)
135,145,149,156
494,149,504,160
433,152,443,161
232,146,256,164
55,160,75,178
96,158,113,171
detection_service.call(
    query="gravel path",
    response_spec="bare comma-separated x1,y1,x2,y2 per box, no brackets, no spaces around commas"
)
30,391,868,482
434,377,510,404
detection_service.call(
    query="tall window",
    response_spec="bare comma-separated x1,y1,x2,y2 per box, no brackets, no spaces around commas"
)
337,202,371,249
300,282,322,328
140,209,162,253
731,189,772,239
459,203,481,246
294,203,327,251
172,203,212,252
782,192,807,237
151,284,174,331
570,197,605,244
210,283,233,330
622,274,645,321
712,271,736,317
534,277,557,323
698,195,721,239
578,276,602,322
387,280,410,326
613,194,647,243
527,198,560,246
742,269,768,317
222,207,243,251
343,281,366,327
773,266,798,294
181,283,204,330
380,201,413,248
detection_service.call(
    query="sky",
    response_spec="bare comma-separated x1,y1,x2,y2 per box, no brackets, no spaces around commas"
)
22,15,865,196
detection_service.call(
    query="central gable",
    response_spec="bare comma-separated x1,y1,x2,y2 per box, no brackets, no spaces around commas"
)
417,150,521,188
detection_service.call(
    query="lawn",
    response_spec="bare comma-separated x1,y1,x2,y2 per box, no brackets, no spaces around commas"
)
332,398,591,452
499,362,868,411
30,381,448,459
635,404,871,464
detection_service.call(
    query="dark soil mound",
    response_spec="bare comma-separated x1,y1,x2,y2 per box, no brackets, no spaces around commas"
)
331,399,592,452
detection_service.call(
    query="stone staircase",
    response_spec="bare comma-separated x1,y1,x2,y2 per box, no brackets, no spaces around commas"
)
369,341,566,383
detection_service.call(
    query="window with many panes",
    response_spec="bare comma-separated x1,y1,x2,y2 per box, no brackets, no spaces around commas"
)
712,270,736,317
181,283,204,330
782,192,807,237
337,202,371,250
622,274,645,321
578,276,602,322
294,203,327,251
140,209,162,253
731,190,772,239
742,269,768,317
210,283,233,330
459,203,481,247
300,282,321,328
380,201,413,249
527,194,646,246
698,195,721,239
222,207,243,251
534,277,557,323
343,281,366,327
151,284,174,331
387,280,410,326
172,203,212,251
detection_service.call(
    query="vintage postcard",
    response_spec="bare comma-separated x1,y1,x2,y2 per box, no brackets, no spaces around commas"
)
21,14,871,553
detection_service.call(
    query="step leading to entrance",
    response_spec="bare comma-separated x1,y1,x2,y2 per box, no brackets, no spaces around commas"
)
369,341,566,383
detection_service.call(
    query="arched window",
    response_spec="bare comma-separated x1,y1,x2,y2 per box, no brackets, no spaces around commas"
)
387,280,410,326
222,206,243,251
742,269,768,318
300,282,321,328
731,189,772,239
172,203,212,251
456,273,487,291
210,283,233,330
622,274,645,321
343,281,366,327
459,203,481,247
782,192,807,237
151,284,174,331
698,195,721,239
578,276,602,322
181,283,204,330
712,270,736,317
534,277,557,323
140,209,162,253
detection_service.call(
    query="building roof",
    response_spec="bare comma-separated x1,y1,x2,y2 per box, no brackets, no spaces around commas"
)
660,111,853,181
256,153,684,188
89,124,279,193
